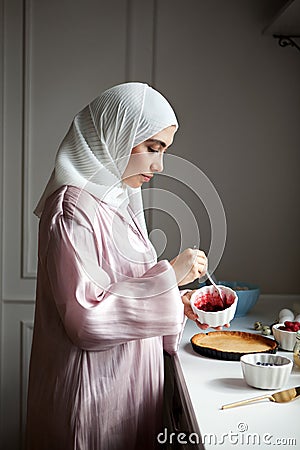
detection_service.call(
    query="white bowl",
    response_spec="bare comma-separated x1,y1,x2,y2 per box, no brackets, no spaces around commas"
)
190,285,238,327
272,323,297,351
240,353,293,389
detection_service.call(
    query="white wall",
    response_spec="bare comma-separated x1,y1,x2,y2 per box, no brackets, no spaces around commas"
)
1,0,299,448
150,0,300,295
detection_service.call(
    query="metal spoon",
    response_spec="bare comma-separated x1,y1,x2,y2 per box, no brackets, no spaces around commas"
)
206,271,225,305
221,386,300,409
192,246,224,304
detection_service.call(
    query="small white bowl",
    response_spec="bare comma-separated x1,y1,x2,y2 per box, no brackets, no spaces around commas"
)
272,323,297,351
240,353,293,390
190,285,238,327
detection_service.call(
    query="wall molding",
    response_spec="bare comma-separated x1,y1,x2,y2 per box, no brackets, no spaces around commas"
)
2,0,36,299
3,298,35,304
0,0,5,430
21,0,37,279
20,320,33,444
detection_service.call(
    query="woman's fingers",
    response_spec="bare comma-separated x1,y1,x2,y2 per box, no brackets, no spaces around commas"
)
187,249,207,279
170,247,208,286
195,323,231,331
182,292,199,321
196,322,209,330
194,250,207,277
185,309,198,321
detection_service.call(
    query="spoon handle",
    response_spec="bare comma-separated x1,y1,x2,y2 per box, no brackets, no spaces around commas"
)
205,272,227,307
221,394,273,409
206,272,222,295
206,271,217,287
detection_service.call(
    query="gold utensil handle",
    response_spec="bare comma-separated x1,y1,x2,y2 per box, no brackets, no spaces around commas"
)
221,394,273,409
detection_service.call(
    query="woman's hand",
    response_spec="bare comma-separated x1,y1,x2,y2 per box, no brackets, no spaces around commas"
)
181,290,230,331
170,248,207,287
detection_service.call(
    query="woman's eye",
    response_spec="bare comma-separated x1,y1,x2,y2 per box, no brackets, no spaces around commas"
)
148,147,159,153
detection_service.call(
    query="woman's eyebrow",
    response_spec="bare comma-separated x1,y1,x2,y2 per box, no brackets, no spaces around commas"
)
146,139,168,148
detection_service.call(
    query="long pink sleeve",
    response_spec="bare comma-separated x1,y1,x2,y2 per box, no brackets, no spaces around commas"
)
43,191,185,352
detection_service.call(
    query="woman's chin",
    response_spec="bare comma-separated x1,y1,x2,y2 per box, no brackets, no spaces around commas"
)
123,176,144,188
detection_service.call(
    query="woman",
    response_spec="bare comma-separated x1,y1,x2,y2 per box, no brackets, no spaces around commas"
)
26,82,208,450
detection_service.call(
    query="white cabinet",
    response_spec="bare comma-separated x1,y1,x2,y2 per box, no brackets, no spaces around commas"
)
163,354,205,450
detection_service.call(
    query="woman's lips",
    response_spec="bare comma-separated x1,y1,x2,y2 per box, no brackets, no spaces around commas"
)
141,174,153,182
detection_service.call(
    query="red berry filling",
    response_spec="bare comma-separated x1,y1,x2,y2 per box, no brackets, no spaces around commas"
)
278,321,300,332
193,292,235,312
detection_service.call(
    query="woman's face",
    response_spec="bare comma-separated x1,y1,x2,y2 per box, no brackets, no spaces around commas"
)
122,126,176,188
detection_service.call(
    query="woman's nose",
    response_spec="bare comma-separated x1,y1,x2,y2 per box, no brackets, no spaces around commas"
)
150,153,164,173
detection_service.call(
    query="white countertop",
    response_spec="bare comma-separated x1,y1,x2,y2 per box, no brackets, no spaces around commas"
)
176,296,300,450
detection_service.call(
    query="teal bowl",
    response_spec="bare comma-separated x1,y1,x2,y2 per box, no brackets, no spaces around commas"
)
218,281,260,318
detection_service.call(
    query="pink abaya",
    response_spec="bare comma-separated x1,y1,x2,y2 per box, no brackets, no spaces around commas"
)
26,185,185,450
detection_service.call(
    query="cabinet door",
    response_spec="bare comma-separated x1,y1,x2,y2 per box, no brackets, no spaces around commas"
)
163,354,205,450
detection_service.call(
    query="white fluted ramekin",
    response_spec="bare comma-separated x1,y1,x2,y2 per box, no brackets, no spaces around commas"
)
190,285,238,327
272,324,297,351
240,353,293,389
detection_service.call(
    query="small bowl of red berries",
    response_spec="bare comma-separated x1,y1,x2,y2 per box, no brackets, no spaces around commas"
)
272,321,300,351
190,285,238,328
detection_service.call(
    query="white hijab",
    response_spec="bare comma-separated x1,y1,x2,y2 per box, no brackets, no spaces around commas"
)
34,82,178,233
